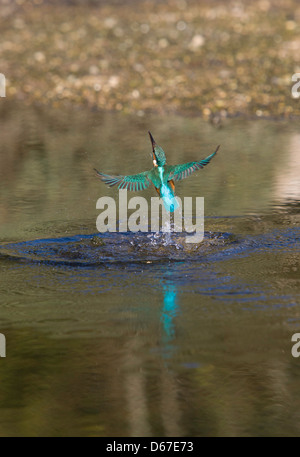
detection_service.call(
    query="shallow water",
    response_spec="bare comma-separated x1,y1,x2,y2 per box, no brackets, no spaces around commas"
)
0,102,299,436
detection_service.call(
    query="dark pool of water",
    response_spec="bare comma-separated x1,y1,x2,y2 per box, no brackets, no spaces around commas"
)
0,102,299,436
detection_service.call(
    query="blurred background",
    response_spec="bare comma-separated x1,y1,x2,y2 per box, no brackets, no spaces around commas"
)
1,0,300,118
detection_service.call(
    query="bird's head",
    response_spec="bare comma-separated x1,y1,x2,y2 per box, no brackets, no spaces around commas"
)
148,131,166,167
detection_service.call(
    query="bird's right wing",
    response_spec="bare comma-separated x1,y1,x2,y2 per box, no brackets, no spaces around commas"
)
166,145,220,182
94,169,151,191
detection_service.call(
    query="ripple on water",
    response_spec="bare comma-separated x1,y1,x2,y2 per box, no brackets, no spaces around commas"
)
0,231,237,267
0,225,298,268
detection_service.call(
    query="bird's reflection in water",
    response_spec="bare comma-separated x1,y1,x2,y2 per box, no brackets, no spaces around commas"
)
160,278,180,359
158,278,183,436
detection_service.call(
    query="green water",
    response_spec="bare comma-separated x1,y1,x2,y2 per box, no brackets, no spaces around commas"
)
0,102,299,436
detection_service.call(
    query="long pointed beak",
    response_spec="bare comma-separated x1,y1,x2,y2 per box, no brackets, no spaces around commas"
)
148,131,156,149
148,131,157,161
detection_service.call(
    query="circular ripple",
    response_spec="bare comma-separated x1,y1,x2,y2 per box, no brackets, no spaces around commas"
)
0,231,237,267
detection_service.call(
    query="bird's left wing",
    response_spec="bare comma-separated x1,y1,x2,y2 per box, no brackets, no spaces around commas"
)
94,169,151,191
166,145,220,182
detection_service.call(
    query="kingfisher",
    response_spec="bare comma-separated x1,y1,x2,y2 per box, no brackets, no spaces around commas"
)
95,132,219,212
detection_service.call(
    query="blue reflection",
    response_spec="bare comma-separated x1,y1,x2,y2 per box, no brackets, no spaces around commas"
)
161,285,178,339
160,280,179,359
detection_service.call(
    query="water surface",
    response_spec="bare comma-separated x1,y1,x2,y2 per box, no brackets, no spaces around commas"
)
0,102,299,436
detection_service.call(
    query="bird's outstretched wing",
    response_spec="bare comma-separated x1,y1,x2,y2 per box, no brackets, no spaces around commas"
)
94,169,151,191
166,145,220,182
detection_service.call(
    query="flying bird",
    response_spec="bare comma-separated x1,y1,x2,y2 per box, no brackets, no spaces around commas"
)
95,131,219,212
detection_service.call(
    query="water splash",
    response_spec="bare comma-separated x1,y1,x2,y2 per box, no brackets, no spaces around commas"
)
0,225,297,268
